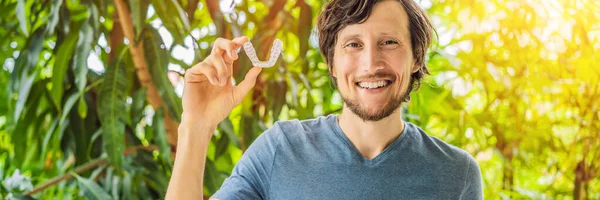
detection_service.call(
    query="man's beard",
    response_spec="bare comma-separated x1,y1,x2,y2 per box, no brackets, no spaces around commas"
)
340,91,403,122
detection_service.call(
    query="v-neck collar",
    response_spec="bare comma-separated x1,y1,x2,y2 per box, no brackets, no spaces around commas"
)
329,114,409,165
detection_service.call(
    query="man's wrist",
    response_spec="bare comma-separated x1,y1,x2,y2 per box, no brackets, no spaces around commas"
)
178,122,216,140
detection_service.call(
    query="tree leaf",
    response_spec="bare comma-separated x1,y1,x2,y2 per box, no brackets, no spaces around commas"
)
203,159,219,194
150,0,188,44
214,133,230,159
71,172,113,200
6,193,36,200
169,0,190,31
52,24,80,107
97,52,128,173
78,95,88,118
73,22,94,93
218,117,240,148
121,172,133,200
152,108,172,166
13,71,38,125
130,88,147,125
141,26,183,122
16,0,28,36
45,0,64,35
69,98,91,165
129,0,150,40
59,92,81,126
8,28,45,133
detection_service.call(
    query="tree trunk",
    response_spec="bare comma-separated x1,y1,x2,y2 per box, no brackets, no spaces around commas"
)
113,0,180,147
574,160,586,200
495,136,514,194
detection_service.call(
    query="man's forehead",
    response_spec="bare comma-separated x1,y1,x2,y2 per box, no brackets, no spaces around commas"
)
338,0,410,39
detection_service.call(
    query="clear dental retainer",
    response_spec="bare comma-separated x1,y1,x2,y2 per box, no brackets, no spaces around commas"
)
242,39,283,68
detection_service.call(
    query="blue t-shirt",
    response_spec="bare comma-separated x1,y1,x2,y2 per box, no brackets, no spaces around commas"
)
212,114,483,199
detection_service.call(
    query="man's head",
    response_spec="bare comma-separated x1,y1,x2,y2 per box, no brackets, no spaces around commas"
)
317,0,434,121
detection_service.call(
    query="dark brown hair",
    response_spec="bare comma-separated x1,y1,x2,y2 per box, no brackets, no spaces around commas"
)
317,0,435,102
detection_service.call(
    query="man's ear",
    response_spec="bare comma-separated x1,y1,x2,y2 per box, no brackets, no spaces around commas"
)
411,61,421,73
331,65,337,78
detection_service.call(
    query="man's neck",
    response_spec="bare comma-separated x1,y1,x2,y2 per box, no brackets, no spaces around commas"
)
337,106,405,160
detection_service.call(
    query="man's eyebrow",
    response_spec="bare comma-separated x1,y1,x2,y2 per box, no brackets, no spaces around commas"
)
340,34,362,42
379,31,401,37
338,32,405,45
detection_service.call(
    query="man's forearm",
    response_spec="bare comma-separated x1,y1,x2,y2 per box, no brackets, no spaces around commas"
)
166,123,215,200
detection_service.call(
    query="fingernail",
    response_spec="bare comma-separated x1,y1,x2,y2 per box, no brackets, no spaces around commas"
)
231,50,238,59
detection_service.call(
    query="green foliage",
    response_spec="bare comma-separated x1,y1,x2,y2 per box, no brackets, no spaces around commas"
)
72,173,112,200
0,0,599,199
98,52,128,173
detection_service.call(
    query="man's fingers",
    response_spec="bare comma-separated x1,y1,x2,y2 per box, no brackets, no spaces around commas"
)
233,67,262,105
185,62,219,85
231,36,249,46
212,37,246,61
209,36,251,86
209,55,229,86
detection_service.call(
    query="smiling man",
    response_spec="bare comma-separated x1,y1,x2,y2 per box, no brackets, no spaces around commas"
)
166,0,483,199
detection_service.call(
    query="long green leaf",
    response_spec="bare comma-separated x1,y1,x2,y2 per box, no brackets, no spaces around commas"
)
45,0,64,35
129,0,150,40
152,108,172,166
16,0,28,36
169,0,190,31
218,117,240,148
71,173,113,200
13,71,38,124
97,52,128,172
59,93,80,126
204,159,219,194
73,22,93,93
6,194,36,200
141,26,182,122
78,95,88,118
214,133,230,159
52,25,80,107
69,99,91,165
8,28,45,133
121,172,133,200
150,0,188,44
129,88,147,126
73,15,95,119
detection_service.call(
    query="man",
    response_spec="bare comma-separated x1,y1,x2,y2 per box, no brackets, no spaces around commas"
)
166,0,483,199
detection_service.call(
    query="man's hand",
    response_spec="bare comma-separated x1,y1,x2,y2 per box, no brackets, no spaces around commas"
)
182,36,262,128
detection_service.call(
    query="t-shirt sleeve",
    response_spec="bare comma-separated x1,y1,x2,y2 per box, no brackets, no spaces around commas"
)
459,153,483,200
210,123,282,200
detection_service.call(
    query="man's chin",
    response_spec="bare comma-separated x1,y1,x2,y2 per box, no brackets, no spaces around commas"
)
345,102,402,122
351,107,398,122
341,92,404,122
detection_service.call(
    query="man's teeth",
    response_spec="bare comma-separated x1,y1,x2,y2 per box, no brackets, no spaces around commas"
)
357,80,389,89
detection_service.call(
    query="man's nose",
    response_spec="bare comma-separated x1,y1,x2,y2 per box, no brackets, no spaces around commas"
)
360,45,385,73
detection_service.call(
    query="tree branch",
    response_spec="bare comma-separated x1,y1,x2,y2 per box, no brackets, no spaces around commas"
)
24,145,158,196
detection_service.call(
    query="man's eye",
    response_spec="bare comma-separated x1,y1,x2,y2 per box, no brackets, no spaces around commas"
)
383,40,398,45
345,43,361,48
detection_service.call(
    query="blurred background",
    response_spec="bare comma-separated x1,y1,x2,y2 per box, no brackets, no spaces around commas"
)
0,0,599,199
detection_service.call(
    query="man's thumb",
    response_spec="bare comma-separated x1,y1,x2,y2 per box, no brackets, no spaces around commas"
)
233,67,262,104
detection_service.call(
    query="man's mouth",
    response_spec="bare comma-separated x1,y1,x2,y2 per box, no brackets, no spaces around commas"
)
355,80,393,90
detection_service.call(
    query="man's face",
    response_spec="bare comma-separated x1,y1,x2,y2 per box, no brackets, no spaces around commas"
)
332,0,418,122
